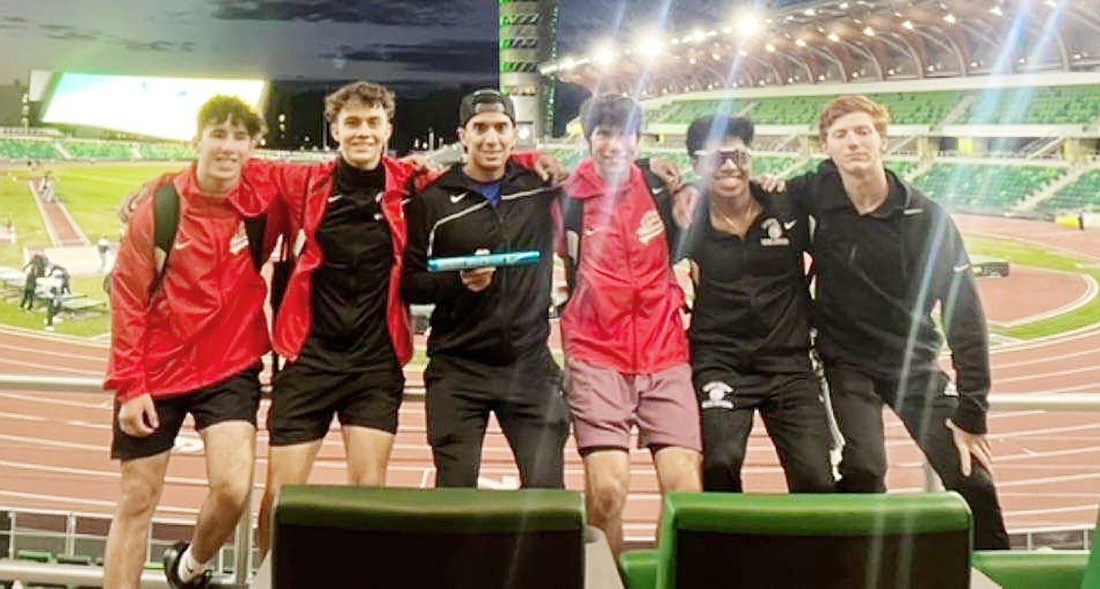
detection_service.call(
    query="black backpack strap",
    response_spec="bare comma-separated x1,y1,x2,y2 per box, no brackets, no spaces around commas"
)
561,195,584,293
151,183,180,293
640,166,681,263
243,215,268,271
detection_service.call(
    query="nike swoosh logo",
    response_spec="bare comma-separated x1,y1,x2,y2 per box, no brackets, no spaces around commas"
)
651,187,666,195
783,220,797,230
953,263,970,273
450,193,467,204
173,240,190,250
328,194,344,203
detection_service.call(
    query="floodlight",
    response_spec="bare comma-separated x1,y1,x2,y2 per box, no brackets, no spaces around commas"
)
735,14,762,39
591,43,617,68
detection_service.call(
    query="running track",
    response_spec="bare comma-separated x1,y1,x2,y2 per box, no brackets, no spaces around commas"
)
0,215,1097,543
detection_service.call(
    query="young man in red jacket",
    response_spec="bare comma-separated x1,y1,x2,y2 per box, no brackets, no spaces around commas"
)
244,82,558,555
560,94,702,556
104,96,282,589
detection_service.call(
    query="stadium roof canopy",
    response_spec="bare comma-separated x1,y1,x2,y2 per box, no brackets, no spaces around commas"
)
543,0,1100,96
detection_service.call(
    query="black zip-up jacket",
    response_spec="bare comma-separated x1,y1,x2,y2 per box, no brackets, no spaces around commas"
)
785,160,991,433
684,184,814,379
402,162,558,366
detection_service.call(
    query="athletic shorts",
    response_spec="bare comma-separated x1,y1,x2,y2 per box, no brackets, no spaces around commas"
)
565,360,701,454
110,365,262,461
267,361,405,446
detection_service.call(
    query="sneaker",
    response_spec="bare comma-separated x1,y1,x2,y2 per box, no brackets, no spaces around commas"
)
43,326,54,332
162,541,211,589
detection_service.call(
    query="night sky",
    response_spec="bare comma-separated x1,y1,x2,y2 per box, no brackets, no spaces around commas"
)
0,1,779,147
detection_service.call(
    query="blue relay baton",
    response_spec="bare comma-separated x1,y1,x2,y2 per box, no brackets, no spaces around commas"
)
427,250,540,272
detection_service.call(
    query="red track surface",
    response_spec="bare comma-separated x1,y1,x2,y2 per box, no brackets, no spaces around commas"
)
0,215,1096,542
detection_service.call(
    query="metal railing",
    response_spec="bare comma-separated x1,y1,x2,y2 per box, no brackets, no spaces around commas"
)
0,374,1096,588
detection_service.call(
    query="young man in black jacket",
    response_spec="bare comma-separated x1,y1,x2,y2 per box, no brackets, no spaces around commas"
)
682,115,834,494
765,95,1009,549
402,89,569,488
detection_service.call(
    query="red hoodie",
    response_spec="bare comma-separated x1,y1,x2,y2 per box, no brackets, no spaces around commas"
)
106,167,282,402
560,159,688,374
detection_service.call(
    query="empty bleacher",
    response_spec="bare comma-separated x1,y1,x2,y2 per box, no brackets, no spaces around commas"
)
964,85,1100,125
913,163,1065,209
59,140,135,161
0,138,61,160
1040,169,1100,212
137,142,193,161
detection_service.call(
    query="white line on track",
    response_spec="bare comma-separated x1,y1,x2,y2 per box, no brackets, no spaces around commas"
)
0,357,102,375
0,341,106,363
0,391,109,409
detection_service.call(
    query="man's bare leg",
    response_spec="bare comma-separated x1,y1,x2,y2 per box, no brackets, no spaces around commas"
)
583,450,631,557
343,426,396,486
103,451,171,589
188,421,257,564
257,439,323,556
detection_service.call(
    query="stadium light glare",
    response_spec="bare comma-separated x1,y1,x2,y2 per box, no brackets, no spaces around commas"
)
989,5,1004,16
691,29,706,43
863,26,875,37
734,14,762,39
803,8,816,16
560,57,577,71
943,13,957,24
827,32,841,42
591,43,618,68
765,43,776,52
635,35,666,60
838,1,849,9
902,20,914,30
795,38,807,47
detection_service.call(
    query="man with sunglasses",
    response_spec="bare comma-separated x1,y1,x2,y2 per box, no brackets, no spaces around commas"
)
681,115,834,494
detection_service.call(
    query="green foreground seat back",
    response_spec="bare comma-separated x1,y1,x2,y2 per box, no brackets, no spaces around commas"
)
273,486,585,589
971,551,1089,589
657,492,972,589
1084,518,1100,588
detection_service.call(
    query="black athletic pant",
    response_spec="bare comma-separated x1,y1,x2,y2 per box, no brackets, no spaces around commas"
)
19,288,34,310
826,362,1010,550
425,346,570,489
699,371,834,493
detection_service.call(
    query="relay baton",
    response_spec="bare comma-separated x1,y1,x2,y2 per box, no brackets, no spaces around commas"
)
427,250,540,272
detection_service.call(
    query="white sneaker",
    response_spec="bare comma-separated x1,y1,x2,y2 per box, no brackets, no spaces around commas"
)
44,325,54,332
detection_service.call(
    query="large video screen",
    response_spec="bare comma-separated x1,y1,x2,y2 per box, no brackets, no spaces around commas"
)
41,73,267,141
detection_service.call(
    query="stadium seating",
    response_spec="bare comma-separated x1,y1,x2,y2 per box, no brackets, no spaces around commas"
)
964,86,1100,125
60,140,135,160
272,486,585,589
619,492,972,589
137,142,193,160
913,163,1064,209
646,99,748,126
750,95,835,126
1041,169,1100,212
0,138,61,160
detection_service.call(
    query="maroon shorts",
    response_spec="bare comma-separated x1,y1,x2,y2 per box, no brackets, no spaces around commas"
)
565,360,701,453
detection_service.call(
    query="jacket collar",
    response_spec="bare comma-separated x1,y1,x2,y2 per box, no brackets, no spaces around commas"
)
433,160,528,194
564,158,645,200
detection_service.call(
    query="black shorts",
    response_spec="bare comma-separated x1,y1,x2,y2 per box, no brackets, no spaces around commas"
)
267,361,405,446
110,366,262,461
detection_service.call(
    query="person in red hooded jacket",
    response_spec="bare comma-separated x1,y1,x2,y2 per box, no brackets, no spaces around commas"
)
243,81,560,556
104,96,283,589
559,94,702,556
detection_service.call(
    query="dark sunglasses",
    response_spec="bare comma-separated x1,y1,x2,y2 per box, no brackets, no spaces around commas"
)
694,148,752,170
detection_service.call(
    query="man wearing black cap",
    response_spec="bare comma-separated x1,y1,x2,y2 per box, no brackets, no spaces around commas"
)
402,88,570,488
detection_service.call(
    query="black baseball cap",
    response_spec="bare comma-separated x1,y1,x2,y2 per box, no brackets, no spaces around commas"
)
459,88,516,127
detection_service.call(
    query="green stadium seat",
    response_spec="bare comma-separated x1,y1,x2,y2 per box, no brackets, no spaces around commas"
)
620,492,972,589
619,549,659,589
273,486,585,589
971,551,1089,589
54,553,94,566
15,549,53,563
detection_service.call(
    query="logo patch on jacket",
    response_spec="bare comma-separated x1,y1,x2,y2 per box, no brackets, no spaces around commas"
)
760,218,790,246
229,221,250,255
636,209,665,245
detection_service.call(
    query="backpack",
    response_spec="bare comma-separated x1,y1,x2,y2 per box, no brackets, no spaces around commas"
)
561,164,679,292
149,182,268,293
